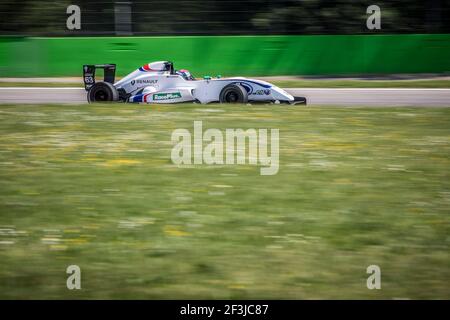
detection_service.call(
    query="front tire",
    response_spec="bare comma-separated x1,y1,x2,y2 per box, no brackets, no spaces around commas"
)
219,84,248,103
87,82,119,103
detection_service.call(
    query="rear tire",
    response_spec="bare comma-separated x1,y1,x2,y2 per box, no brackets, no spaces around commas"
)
87,82,119,103
219,84,248,103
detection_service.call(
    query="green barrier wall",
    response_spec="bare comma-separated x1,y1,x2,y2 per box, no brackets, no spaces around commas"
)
0,34,449,77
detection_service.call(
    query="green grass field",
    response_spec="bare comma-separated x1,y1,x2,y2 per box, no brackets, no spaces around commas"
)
0,104,449,299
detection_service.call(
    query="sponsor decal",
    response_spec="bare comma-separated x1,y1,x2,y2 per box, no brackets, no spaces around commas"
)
251,89,271,96
131,79,158,86
153,92,182,100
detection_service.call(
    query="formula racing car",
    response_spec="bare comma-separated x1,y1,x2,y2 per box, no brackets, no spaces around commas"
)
83,61,306,105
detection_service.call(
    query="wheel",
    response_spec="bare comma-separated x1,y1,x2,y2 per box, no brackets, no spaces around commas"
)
219,84,248,103
87,82,119,103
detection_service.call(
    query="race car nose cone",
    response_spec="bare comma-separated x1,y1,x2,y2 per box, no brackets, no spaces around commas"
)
271,86,294,102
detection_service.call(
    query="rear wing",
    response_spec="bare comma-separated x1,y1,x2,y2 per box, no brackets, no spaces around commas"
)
83,64,116,91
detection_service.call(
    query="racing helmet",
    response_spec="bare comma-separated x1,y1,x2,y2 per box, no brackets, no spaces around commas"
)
176,69,194,80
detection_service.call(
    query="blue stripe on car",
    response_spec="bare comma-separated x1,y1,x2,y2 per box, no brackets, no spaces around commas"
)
216,79,272,88
132,94,143,102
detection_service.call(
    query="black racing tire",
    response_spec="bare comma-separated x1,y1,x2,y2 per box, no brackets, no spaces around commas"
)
87,82,119,103
219,84,248,103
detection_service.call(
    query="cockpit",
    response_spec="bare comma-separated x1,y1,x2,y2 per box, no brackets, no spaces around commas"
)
139,61,195,80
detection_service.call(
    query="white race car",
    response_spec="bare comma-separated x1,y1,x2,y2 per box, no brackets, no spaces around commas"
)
83,61,306,105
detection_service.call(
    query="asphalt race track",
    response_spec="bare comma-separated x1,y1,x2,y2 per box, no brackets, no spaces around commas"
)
0,87,449,106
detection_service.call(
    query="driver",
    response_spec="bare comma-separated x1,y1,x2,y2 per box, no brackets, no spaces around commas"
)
176,69,195,80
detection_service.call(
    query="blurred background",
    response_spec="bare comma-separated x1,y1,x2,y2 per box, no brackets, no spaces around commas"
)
0,0,449,77
1,0,449,35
